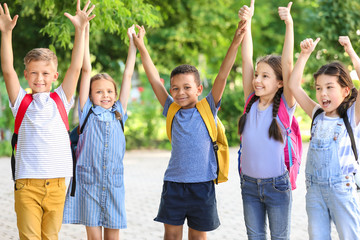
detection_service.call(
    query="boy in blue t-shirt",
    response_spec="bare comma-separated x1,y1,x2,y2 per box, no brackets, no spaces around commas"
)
133,18,247,239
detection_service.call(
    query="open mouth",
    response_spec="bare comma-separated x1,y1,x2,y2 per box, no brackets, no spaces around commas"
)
322,100,331,108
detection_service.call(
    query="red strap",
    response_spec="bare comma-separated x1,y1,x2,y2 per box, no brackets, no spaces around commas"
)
14,94,33,134
50,92,69,131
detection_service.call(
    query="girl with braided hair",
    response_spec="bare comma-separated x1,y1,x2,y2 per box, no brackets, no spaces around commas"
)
238,1,296,239
289,36,360,239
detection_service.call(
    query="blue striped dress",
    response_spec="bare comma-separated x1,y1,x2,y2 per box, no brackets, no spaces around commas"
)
63,98,127,229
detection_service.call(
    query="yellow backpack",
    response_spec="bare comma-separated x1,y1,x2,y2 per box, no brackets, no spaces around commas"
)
166,98,229,184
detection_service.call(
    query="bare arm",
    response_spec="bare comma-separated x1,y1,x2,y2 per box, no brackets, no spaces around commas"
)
119,25,137,112
212,20,247,105
279,2,295,107
133,25,168,107
62,0,95,103
0,3,19,105
238,0,254,100
78,23,91,111
339,36,360,124
288,38,321,118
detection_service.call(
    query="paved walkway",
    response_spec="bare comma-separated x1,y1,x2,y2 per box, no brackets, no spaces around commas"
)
0,143,344,239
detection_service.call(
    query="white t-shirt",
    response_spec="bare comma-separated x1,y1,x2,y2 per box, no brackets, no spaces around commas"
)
10,86,74,179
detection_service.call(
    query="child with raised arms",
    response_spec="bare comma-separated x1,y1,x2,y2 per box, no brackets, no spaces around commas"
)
132,17,247,240
62,22,136,240
238,0,296,239
0,1,95,239
288,36,360,239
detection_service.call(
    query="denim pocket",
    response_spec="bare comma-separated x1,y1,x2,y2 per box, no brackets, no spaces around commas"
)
113,169,123,188
332,181,353,194
273,178,291,192
77,166,95,185
308,144,331,170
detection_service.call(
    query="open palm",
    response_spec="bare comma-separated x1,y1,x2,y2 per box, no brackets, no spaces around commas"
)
0,3,18,33
64,0,95,29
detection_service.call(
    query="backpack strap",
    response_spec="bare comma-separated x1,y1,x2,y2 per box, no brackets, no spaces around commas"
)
310,107,324,133
49,92,79,196
196,99,220,184
166,102,181,142
11,94,33,180
277,98,294,167
196,99,217,141
343,114,358,161
50,92,69,131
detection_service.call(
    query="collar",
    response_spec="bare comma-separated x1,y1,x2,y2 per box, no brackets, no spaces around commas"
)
92,104,117,115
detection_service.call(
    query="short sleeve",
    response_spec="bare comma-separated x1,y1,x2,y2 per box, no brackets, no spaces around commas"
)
9,87,27,117
55,85,74,113
163,95,174,117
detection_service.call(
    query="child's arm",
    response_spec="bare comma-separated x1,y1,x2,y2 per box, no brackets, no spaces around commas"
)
0,3,19,106
119,25,137,113
339,36,360,124
238,0,254,100
279,2,296,108
288,38,321,118
133,25,168,107
62,0,95,103
78,23,91,111
212,20,247,105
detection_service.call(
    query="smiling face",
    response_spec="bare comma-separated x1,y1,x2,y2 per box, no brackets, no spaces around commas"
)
90,79,117,109
253,62,283,100
170,73,203,109
24,60,58,94
315,74,350,117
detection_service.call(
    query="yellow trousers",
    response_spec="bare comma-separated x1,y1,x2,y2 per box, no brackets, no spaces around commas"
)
14,178,66,240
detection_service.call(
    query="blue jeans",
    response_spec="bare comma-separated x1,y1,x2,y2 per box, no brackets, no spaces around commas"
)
306,175,360,240
241,172,292,240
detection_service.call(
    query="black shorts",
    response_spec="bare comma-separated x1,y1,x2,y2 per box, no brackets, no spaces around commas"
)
154,180,220,232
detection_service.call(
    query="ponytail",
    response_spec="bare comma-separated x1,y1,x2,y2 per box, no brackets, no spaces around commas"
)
269,88,284,142
238,95,259,135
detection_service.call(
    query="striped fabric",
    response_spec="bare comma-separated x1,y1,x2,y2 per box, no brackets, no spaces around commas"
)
63,99,127,229
9,86,74,180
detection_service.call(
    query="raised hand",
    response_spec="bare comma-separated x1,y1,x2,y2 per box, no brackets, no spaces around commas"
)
339,36,354,55
127,25,136,53
238,0,254,21
278,2,293,25
132,25,146,50
64,0,96,30
233,20,247,46
0,3,18,33
300,38,320,55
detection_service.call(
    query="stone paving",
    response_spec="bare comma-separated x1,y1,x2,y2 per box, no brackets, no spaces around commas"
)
0,143,344,239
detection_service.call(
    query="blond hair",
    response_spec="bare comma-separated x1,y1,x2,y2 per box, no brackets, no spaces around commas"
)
24,48,58,69
89,73,118,96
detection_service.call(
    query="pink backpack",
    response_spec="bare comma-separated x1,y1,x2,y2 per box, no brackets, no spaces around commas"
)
239,93,302,190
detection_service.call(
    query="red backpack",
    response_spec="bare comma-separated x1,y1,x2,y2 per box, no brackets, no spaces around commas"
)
238,93,303,190
11,92,77,195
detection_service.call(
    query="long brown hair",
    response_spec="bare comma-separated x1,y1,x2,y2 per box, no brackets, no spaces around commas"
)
238,55,284,142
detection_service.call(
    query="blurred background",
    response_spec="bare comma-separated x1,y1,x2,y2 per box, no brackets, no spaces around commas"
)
0,0,360,156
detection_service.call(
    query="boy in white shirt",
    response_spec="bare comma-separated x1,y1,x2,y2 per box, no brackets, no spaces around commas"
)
0,1,95,239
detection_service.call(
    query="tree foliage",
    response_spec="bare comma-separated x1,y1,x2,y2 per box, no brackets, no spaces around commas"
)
0,0,360,153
